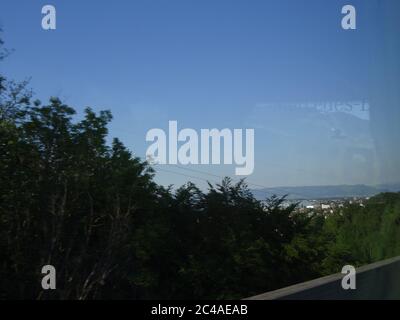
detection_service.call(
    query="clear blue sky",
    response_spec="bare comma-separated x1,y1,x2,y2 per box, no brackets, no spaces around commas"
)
1,0,399,189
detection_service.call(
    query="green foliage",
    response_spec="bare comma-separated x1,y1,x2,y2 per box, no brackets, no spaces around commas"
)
321,193,400,274
2,85,400,299
2,32,400,300
0,92,324,299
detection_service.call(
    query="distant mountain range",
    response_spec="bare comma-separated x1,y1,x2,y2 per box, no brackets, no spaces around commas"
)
251,184,400,200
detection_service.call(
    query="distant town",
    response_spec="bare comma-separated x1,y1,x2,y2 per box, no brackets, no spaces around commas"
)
284,197,370,217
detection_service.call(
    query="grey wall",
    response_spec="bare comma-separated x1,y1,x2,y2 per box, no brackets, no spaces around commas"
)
246,256,400,300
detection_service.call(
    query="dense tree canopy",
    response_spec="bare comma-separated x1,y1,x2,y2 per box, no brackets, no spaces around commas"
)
1,33,400,300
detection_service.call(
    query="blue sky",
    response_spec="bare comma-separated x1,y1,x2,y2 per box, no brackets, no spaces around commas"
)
1,0,400,189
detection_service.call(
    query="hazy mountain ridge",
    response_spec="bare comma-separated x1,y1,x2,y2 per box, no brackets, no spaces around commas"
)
252,183,400,200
